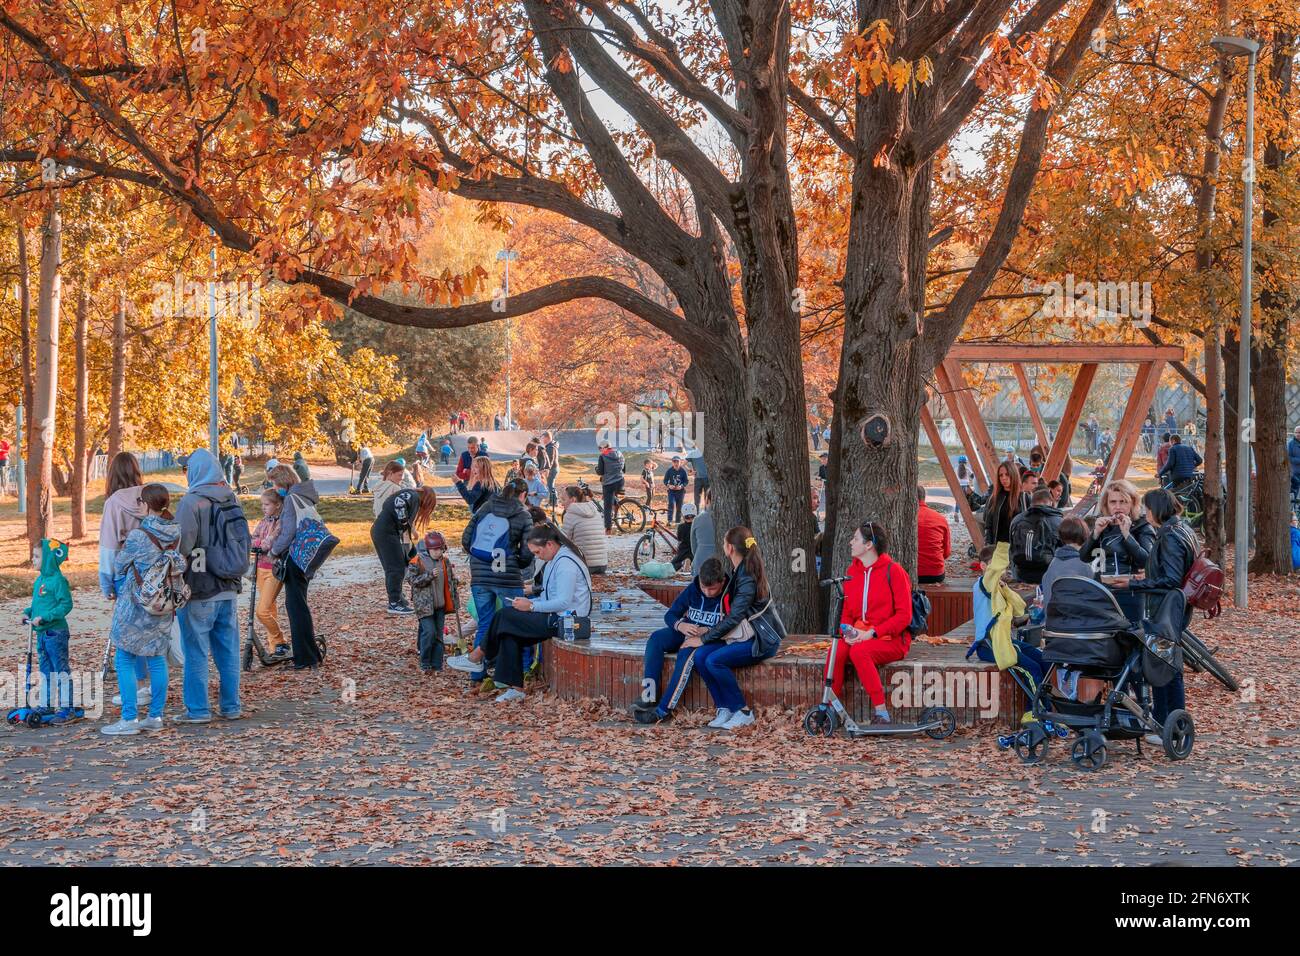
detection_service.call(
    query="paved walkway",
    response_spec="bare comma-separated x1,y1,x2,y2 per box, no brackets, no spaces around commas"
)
1,543,1295,865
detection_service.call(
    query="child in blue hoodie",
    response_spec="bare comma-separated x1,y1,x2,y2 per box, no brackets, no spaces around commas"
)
632,557,727,723
23,538,75,722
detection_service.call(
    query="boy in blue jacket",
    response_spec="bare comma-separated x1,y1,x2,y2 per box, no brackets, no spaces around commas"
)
23,539,76,722
632,557,727,722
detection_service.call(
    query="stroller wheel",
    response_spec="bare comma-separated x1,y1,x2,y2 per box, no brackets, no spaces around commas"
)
803,706,838,737
1161,709,1195,761
1013,723,1050,764
920,706,957,740
1070,731,1107,771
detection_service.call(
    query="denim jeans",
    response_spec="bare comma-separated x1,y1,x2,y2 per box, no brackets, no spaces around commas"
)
178,597,241,718
471,584,525,679
418,611,446,671
693,639,770,712
1152,672,1186,725
35,627,71,709
642,626,685,701
666,489,685,523
114,649,168,721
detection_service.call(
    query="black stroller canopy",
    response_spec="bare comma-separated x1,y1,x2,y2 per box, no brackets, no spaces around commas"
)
1044,576,1133,635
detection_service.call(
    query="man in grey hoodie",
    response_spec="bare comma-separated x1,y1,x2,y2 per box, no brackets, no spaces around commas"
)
175,448,243,723
690,487,717,572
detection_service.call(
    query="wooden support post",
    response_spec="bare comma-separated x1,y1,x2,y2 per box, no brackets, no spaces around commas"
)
922,405,984,550
1106,360,1166,487
1013,363,1049,450
1043,363,1098,486
934,363,988,493
943,359,1001,489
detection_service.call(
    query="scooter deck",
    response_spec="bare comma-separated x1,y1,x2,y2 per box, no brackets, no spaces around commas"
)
845,719,946,737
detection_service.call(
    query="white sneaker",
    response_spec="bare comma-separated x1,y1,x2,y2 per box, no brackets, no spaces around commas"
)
1144,733,1163,747
707,708,734,728
101,719,140,736
136,717,164,733
723,708,755,730
494,688,527,703
446,654,484,674
111,686,151,707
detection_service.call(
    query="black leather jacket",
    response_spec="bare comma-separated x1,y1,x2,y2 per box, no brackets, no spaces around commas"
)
1083,516,1157,577
700,563,786,658
1129,517,1196,593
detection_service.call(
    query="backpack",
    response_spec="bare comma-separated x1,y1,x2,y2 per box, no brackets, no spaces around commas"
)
131,530,191,616
884,564,931,638
469,510,512,563
1011,514,1056,573
203,498,252,582
288,494,340,579
1172,524,1223,619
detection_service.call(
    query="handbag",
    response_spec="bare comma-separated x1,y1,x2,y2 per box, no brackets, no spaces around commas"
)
287,493,340,579
722,598,772,645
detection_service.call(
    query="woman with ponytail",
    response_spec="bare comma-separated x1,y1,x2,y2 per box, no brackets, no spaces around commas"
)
687,527,785,730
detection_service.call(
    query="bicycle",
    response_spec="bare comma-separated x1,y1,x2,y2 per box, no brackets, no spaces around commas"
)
1163,473,1205,530
633,514,681,571
576,477,650,533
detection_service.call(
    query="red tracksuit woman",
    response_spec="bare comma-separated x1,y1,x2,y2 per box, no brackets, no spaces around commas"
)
827,520,913,724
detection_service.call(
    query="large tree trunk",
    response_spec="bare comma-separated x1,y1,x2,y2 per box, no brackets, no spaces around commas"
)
829,142,934,584
107,287,127,460
16,224,32,449
1197,30,1230,566
1250,29,1296,574
683,353,750,542
71,283,89,539
27,193,62,555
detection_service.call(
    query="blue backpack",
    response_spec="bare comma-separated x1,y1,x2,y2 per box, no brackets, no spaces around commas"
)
469,511,511,563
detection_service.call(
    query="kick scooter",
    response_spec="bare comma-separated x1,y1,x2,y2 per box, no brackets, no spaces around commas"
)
242,549,293,671
803,576,956,740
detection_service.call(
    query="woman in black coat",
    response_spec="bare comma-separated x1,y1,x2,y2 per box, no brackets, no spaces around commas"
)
981,461,1028,545
371,486,438,614
1115,488,1196,734
1083,479,1157,622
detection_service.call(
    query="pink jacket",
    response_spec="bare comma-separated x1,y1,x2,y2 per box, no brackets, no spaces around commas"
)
251,516,281,570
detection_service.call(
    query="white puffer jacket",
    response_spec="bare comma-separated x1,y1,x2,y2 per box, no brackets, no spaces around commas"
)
562,500,608,571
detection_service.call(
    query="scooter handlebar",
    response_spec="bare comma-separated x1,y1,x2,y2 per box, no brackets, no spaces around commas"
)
819,575,850,587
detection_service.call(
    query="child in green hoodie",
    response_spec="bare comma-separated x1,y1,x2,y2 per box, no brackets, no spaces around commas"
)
23,538,75,722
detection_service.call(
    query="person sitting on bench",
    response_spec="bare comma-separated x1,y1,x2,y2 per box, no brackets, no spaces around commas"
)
632,557,727,723
966,542,1044,723
447,524,592,702
1009,487,1063,584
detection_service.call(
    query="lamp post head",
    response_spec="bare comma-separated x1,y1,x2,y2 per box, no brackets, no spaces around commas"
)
496,249,519,262
1210,35,1259,58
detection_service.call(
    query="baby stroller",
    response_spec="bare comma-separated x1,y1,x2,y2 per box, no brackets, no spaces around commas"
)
999,576,1194,771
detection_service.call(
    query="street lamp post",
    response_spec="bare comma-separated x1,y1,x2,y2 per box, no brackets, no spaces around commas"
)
496,248,519,428
1210,34,1259,610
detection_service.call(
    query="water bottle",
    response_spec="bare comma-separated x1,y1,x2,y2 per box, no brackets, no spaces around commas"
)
561,610,575,642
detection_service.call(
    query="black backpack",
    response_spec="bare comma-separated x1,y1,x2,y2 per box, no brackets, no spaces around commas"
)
1011,513,1057,574
885,564,931,638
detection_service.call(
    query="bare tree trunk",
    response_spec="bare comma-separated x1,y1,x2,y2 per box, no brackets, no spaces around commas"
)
27,193,62,555
71,282,89,539
16,224,32,446
108,287,126,460
1198,27,1231,565
1250,29,1296,574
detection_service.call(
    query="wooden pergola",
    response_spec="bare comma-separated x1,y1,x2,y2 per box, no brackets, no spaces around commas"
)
921,343,1186,549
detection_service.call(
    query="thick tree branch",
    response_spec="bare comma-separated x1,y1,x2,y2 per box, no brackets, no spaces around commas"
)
788,84,856,158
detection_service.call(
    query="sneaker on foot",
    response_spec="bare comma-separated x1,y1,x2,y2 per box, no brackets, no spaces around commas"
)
172,713,212,725
707,708,734,728
630,698,659,715
870,710,892,725
136,716,164,733
495,688,526,703
635,708,670,725
1143,733,1162,746
111,687,152,707
446,653,484,673
101,719,140,736
722,708,755,730
387,602,415,615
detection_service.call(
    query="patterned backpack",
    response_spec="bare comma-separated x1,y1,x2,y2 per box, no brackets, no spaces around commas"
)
131,530,191,616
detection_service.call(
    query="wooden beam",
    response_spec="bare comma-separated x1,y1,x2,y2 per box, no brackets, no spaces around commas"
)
1043,363,1098,485
933,363,988,493
1097,361,1154,495
922,405,984,551
949,343,1184,363
1012,363,1049,450
943,359,1001,488
1108,360,1166,486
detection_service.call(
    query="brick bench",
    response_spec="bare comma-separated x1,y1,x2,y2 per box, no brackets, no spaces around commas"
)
540,583,1024,727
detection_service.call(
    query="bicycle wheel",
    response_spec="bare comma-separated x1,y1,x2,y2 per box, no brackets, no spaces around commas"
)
633,532,655,571
615,500,648,534
1180,630,1238,692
